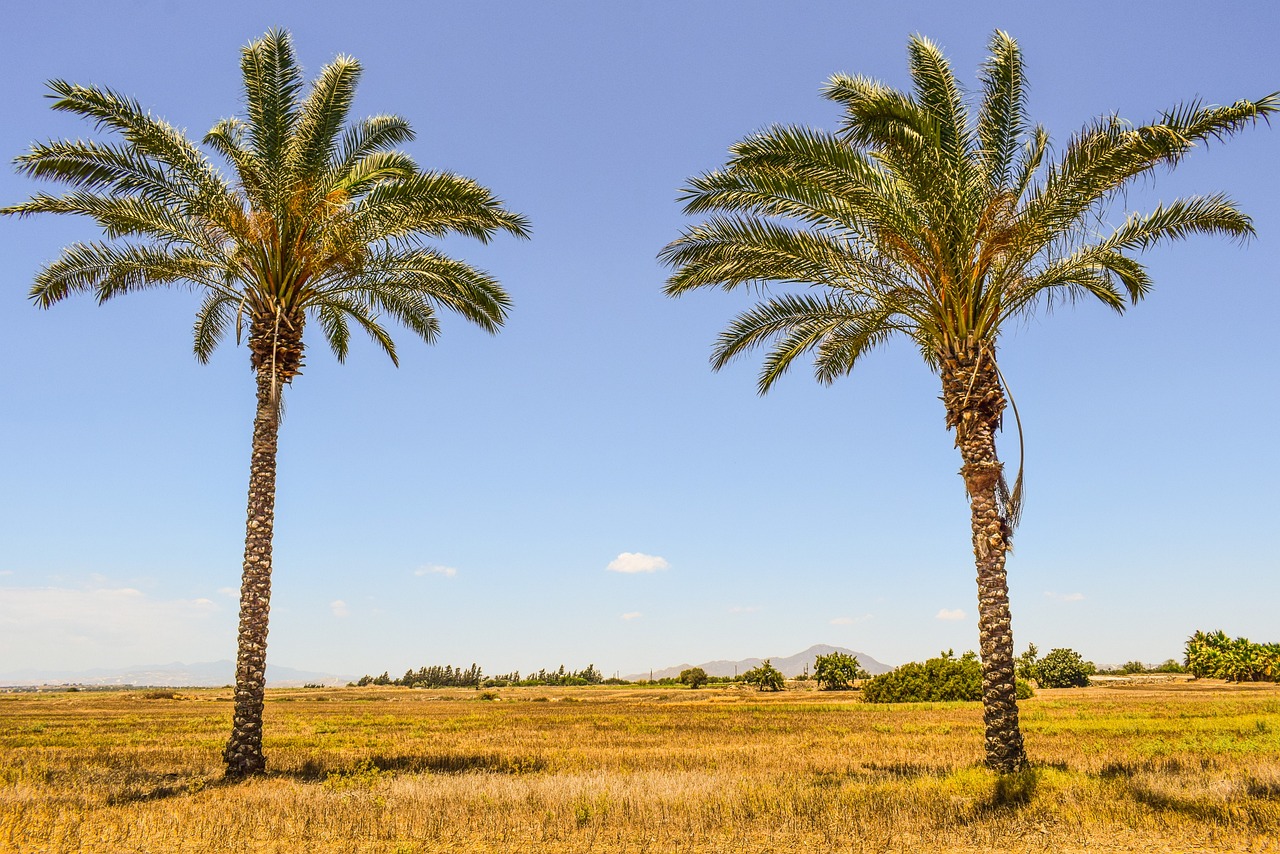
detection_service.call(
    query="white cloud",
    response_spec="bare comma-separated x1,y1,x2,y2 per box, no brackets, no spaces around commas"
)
0,582,227,671
0,570,13,577
217,587,238,598
728,605,761,614
935,608,967,621
330,600,349,618
830,616,854,625
621,612,643,621
1045,591,1085,602
606,552,669,574
415,564,458,578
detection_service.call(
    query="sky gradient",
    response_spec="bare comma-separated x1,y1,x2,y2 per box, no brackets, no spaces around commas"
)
1,1,1277,680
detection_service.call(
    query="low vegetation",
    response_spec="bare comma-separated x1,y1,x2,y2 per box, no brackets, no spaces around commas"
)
814,652,870,691
1018,646,1096,689
1187,630,1280,683
1,681,1277,852
742,660,786,691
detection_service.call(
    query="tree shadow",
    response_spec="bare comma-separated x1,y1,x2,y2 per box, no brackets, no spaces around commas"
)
104,774,227,804
283,752,547,782
859,761,948,779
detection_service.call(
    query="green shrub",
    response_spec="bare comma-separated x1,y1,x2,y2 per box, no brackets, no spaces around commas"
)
1035,648,1095,688
678,667,709,689
813,652,869,691
742,660,785,692
861,651,981,703
1015,678,1035,700
1186,630,1280,682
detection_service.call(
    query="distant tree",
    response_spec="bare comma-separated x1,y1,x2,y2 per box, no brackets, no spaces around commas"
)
679,667,709,689
1035,648,1095,688
813,652,869,690
743,660,785,692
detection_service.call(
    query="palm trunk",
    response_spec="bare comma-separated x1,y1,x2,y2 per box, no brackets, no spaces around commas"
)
942,344,1027,773
223,368,282,778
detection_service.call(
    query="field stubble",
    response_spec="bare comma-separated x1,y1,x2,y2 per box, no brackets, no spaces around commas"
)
1,681,1278,852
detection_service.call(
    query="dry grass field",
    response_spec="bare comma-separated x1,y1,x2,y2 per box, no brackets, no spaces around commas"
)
2,680,1278,853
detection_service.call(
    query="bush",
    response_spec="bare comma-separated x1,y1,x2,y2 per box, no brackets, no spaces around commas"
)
678,667,709,689
1015,678,1035,700
742,660,785,692
1186,630,1280,682
1035,648,1095,688
861,651,982,703
813,652,869,691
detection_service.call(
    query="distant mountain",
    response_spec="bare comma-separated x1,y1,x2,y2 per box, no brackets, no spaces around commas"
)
625,644,893,681
0,660,353,688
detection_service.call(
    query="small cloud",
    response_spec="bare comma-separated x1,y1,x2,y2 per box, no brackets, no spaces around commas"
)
330,600,349,618
728,605,761,614
621,611,643,621
935,608,966,621
217,587,238,598
0,570,13,577
830,616,854,625
415,564,458,578
606,552,669,574
1044,591,1085,602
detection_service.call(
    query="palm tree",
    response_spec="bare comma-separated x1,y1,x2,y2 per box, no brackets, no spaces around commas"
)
660,31,1274,772
4,29,529,778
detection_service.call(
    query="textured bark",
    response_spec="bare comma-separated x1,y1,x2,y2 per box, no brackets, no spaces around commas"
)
941,343,1027,773
224,317,303,779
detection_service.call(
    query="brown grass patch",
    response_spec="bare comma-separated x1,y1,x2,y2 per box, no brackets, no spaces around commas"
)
1,681,1278,851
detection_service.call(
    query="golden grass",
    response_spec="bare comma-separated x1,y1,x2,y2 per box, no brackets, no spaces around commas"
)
2,681,1278,852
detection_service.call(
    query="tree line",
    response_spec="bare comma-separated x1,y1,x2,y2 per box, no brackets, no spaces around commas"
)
354,664,606,689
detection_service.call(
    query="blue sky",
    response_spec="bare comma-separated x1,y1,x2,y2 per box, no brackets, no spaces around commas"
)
1,1,1276,679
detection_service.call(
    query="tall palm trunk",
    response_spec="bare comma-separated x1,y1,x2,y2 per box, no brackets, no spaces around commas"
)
942,343,1027,773
223,366,281,778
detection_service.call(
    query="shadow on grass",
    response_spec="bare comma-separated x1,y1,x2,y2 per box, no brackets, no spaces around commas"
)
104,774,226,805
859,761,948,779
286,752,548,782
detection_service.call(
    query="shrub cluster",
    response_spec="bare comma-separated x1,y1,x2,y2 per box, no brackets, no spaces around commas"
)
1016,645,1095,688
862,650,982,703
861,650,1035,703
1185,630,1280,682
742,660,785,691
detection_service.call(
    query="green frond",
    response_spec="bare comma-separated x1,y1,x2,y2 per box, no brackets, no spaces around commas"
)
335,114,416,172
240,28,304,185
343,247,511,334
43,81,231,212
317,294,400,364
287,54,361,182
357,171,531,244
5,191,214,248
661,216,860,295
29,242,219,308
977,30,1026,192
204,117,267,208
906,34,974,170
1010,124,1048,203
1110,194,1255,251
192,291,238,362
334,151,419,197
